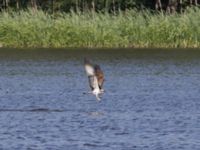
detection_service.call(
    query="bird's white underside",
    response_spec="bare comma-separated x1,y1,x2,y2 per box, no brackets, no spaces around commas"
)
92,76,101,100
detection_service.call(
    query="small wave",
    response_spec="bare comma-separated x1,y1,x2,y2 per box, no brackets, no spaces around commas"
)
83,143,109,148
0,108,65,112
115,132,129,135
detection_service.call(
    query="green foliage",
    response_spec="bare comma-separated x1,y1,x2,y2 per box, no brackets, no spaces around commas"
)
0,8,200,48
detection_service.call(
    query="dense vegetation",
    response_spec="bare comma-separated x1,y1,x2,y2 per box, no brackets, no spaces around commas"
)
0,0,199,13
0,0,200,48
1,8,200,48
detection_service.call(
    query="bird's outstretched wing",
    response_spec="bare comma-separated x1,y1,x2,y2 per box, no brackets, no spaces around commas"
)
84,58,96,91
94,65,104,90
84,58,94,77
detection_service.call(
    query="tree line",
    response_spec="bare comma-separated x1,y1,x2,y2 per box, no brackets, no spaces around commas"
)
0,0,199,13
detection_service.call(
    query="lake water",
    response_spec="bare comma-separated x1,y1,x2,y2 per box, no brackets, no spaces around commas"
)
0,48,199,150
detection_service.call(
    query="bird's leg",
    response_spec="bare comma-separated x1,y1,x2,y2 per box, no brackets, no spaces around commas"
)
100,89,105,94
95,94,101,101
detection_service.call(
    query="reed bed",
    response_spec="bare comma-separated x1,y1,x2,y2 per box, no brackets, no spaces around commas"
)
0,8,200,48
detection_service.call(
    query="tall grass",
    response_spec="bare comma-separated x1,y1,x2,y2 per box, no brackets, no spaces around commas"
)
0,8,200,48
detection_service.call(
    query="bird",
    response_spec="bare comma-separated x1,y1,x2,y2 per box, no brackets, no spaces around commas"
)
84,58,104,100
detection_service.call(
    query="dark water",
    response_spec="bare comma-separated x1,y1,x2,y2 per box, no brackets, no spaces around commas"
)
0,48,199,150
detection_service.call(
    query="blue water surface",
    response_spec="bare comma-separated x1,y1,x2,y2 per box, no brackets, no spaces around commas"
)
0,49,199,150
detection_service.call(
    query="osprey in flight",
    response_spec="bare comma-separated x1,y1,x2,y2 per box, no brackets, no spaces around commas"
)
84,58,104,100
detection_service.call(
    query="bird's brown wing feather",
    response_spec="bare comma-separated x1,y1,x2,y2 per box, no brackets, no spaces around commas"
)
95,68,104,90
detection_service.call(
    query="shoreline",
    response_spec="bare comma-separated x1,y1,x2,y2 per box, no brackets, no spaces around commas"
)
0,47,200,51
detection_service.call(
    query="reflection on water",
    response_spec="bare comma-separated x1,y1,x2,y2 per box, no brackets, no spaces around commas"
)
0,48,200,150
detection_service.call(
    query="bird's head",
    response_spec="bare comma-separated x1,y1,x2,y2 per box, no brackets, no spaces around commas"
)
84,57,90,64
94,65,101,70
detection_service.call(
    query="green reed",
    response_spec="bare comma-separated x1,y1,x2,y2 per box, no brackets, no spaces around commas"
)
0,8,200,48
